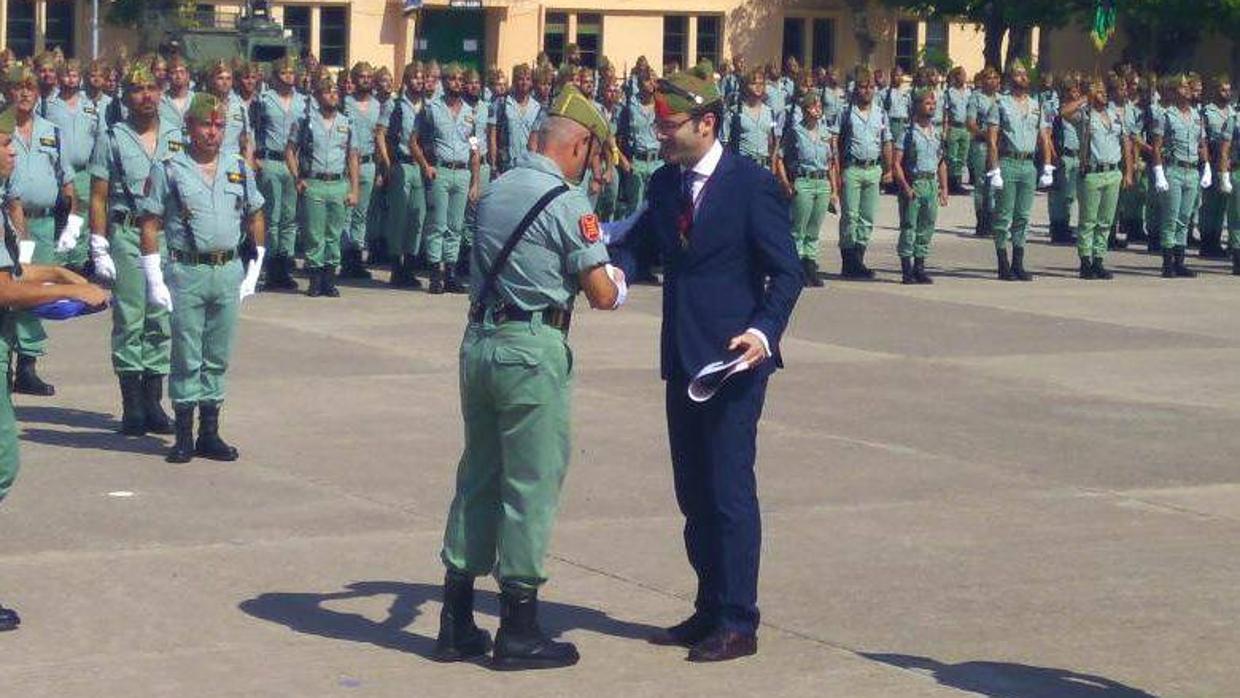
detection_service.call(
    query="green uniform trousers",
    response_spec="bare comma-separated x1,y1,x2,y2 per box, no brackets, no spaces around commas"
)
55,171,91,268
302,178,348,268
596,167,621,222
1199,178,1228,241
969,139,994,217
946,127,971,179
463,163,491,247
898,178,939,259
623,158,662,217
839,164,882,249
258,159,298,259
345,161,376,251
110,222,171,376
426,167,471,265
993,157,1037,250
0,358,17,504
1076,170,1122,259
441,319,573,589
1118,162,1147,228
1159,165,1201,249
1049,154,1079,225
167,258,242,407
1229,165,1240,248
387,162,427,258
10,216,54,357
791,176,831,260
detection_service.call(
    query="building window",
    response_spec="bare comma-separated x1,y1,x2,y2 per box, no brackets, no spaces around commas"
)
282,5,311,53
924,20,948,58
811,18,834,69
577,13,601,69
662,15,687,73
543,11,567,67
45,0,75,57
895,20,918,73
5,0,35,59
782,17,804,65
696,15,721,67
320,6,348,67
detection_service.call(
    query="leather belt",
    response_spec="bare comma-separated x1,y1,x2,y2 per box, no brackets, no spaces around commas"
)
23,206,51,218
469,304,572,333
109,210,138,226
1169,158,1199,169
1082,162,1121,174
911,172,938,180
259,148,285,161
308,173,344,181
395,153,415,164
1001,151,1034,161
889,117,908,124
440,161,469,170
1060,148,1079,157
358,154,374,164
170,248,237,265
845,157,880,168
798,169,829,179
748,155,772,168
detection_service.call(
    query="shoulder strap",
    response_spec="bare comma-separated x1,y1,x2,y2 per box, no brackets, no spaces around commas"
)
106,124,140,212
476,183,570,308
164,159,198,253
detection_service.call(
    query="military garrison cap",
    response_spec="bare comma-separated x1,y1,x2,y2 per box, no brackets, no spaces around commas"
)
123,62,157,90
186,93,226,123
655,70,722,118
548,84,611,143
3,64,36,90
314,74,336,93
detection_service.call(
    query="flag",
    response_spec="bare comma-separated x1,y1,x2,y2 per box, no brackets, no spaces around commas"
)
1090,0,1118,52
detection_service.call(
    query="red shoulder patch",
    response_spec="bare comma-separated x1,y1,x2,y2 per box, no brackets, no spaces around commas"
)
579,213,601,243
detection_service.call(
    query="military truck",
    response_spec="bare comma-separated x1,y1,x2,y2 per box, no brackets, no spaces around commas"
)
163,0,300,65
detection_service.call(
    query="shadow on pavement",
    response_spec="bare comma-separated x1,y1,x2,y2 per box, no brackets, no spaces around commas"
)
239,580,661,664
15,406,169,456
860,652,1160,697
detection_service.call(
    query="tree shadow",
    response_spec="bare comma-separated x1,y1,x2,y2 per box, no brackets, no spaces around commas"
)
860,652,1161,698
15,406,168,456
239,580,661,666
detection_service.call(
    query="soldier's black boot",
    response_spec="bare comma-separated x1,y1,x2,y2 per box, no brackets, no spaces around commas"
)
996,249,1013,281
803,259,823,287
854,245,876,279
1092,256,1113,280
118,373,146,436
368,237,388,267
388,255,406,287
341,248,371,279
1011,245,1033,281
13,355,54,396
403,255,423,289
433,570,493,662
1173,246,1196,277
839,248,855,277
142,374,174,435
166,404,195,464
195,402,239,461
456,243,472,278
428,265,445,295
492,585,580,671
913,257,933,284
900,256,915,285
284,256,301,291
306,267,322,297
322,266,342,297
1200,229,1225,258
0,604,20,631
1128,218,1147,242
1079,256,1096,280
1232,250,1240,276
444,265,467,294
1148,230,1162,252
1161,250,1176,278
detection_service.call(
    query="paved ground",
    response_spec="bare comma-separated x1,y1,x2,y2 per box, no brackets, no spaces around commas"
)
1,191,1237,697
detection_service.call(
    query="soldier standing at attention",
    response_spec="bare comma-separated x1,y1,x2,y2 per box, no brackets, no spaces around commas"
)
882,66,911,161
1048,74,1083,245
462,67,491,276
1150,74,1210,278
967,67,1000,237
378,62,427,289
340,62,382,280
411,63,482,295
88,64,181,435
836,67,892,279
614,65,662,282
4,64,77,395
252,57,305,291
1221,106,1240,274
1198,76,1234,258
160,56,195,135
595,78,626,222
724,68,779,171
436,85,624,669
893,87,949,285
489,64,541,176
778,92,839,287
204,61,251,163
137,93,266,464
943,66,972,195
286,75,359,297
44,59,94,273
1112,75,1146,248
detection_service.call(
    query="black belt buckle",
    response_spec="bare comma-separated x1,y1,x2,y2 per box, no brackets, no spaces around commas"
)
442,161,469,170
358,154,374,164
1171,159,1199,170
846,158,879,168
798,170,828,179
109,210,136,226
310,173,343,181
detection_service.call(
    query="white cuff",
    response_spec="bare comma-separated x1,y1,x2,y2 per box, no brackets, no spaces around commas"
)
604,263,627,309
17,239,35,264
140,253,164,279
745,327,771,357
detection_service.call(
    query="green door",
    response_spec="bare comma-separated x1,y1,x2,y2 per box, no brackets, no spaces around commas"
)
419,9,485,71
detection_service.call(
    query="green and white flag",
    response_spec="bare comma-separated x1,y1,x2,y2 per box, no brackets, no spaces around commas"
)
1090,0,1118,51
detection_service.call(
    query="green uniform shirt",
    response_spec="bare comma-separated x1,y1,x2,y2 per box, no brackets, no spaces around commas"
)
726,103,776,160
1152,106,1204,164
931,88,946,128
42,92,101,170
222,93,248,155
254,89,308,155
89,120,184,214
820,87,844,128
1070,105,1126,166
471,98,490,157
384,91,425,161
621,97,660,155
343,94,383,159
494,95,543,164
470,152,609,312
839,103,892,162
945,87,970,126
420,96,483,165
764,82,788,133
10,115,74,210
785,121,832,173
987,94,1042,156
882,87,910,120
159,90,195,135
898,121,944,175
139,150,265,252
965,91,996,130
289,109,356,176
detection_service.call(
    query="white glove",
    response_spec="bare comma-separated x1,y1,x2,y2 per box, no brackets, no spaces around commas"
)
140,253,173,312
605,263,627,309
1200,162,1213,189
239,245,265,302
1222,171,1234,194
987,168,1004,191
17,239,35,264
1039,164,1056,188
89,234,116,282
1153,165,1170,192
55,213,85,253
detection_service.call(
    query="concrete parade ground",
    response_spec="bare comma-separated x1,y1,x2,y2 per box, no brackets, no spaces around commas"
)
0,191,1237,697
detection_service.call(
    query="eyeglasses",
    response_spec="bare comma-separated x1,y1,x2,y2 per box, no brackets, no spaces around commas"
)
655,117,693,134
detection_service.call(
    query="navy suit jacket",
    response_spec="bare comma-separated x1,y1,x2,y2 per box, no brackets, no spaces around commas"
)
633,149,802,381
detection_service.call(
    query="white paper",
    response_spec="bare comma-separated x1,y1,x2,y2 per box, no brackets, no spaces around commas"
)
688,354,750,403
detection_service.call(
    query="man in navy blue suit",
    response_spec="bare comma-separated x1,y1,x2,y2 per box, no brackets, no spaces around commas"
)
605,69,802,662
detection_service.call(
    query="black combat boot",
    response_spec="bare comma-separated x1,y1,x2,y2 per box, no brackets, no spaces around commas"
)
13,355,54,396
0,604,19,631
1173,245,1197,277
444,265,467,294
1108,222,1126,249
341,248,372,279
403,255,423,289
456,243,472,278
194,402,239,461
1127,218,1147,242
322,266,341,297
1079,256,1096,280
1011,245,1033,281
284,256,301,290
996,249,1013,281
839,248,855,277
367,237,388,267
1200,228,1226,258
854,245,876,279
1092,257,1113,280
388,255,406,287
900,256,915,285
1148,230,1162,252
1161,250,1176,277
913,257,933,284
803,259,823,287
166,404,195,464
118,373,146,436
492,585,580,671
428,265,445,295
433,571,493,662
142,374,174,434
1232,250,1240,276
306,267,323,297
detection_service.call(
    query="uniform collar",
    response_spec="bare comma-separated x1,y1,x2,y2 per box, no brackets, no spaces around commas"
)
520,151,570,182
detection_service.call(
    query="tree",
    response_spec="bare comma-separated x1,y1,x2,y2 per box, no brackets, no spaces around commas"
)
845,0,879,67
1117,0,1223,71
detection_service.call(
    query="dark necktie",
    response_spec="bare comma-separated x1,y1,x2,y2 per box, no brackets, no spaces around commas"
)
677,170,696,248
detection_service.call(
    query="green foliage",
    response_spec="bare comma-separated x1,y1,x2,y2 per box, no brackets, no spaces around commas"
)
918,46,952,72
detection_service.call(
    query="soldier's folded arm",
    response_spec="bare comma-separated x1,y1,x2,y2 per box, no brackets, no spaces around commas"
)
579,263,620,310
89,177,110,239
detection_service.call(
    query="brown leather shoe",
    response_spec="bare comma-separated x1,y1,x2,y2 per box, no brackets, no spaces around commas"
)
687,629,757,662
648,613,714,647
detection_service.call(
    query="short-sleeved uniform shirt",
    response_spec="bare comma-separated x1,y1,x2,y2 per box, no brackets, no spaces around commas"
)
1070,105,1126,166
138,151,265,253
471,97,489,159
159,90,195,135
622,97,660,155
90,120,184,215
966,91,997,132
10,115,74,210
785,121,832,174
765,82,788,132
839,104,892,162
289,109,355,176
386,91,425,161
1152,106,1204,164
254,89,307,156
471,151,608,312
420,97,483,165
343,95,383,160
945,87,971,126
1203,103,1235,156
727,103,776,160
883,87,910,121
819,87,844,127
987,94,1043,156
898,121,944,175
42,93,101,170
222,92,249,155
495,95,542,164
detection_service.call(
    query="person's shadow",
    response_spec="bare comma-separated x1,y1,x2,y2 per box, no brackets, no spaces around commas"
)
15,406,168,455
860,652,1161,697
239,580,661,666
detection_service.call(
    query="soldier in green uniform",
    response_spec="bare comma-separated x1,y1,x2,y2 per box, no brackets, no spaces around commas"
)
724,68,780,170
4,63,78,395
778,92,839,287
943,66,972,195
138,93,266,464
1150,74,1209,278
1222,113,1240,274
286,74,360,297
1062,75,1133,280
836,67,892,279
1048,73,1083,245
0,105,109,629
159,56,194,135
617,66,663,215
88,63,180,435
1198,76,1234,258
881,68,911,159
461,66,490,274
378,61,427,289
595,78,626,222
252,57,306,291
436,85,624,670
893,88,949,285
1114,74,1148,248
44,59,94,272
340,62,382,280
967,67,1000,237
986,60,1051,281
1141,75,1166,251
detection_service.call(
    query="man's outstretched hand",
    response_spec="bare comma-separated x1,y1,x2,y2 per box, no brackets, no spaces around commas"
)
728,331,769,370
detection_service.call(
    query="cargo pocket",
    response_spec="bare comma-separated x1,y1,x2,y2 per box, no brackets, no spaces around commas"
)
492,344,547,406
